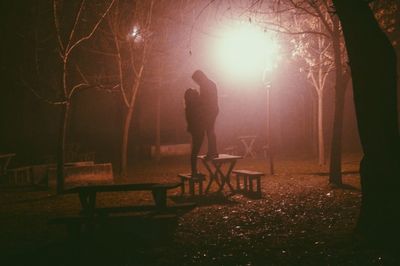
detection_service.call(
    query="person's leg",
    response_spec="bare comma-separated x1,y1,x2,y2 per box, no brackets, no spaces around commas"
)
206,116,218,156
191,131,204,175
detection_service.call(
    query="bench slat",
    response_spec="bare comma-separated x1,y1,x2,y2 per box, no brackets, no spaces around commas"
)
232,170,264,176
64,182,181,194
178,173,206,181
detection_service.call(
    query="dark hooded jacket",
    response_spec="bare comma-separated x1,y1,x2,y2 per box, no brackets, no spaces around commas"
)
192,70,219,124
184,89,204,134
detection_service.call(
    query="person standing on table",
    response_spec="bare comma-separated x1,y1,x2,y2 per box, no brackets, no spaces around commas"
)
192,70,219,159
184,88,205,176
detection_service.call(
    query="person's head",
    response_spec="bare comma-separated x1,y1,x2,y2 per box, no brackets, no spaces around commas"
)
192,70,208,86
184,88,199,106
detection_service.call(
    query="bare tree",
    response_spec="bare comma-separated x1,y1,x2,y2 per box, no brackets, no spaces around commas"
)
102,0,155,178
254,0,349,183
24,0,116,193
291,18,335,165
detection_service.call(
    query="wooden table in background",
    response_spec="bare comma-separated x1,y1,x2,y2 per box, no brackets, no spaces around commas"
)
238,135,257,158
0,153,16,180
198,154,243,193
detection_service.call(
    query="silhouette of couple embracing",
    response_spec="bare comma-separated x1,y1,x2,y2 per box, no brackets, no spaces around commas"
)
185,70,219,176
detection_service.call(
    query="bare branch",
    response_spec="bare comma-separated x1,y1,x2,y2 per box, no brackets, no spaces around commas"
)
66,0,86,52
66,0,116,57
115,33,130,107
69,83,89,98
21,77,66,105
262,21,330,38
189,0,217,51
309,0,334,36
75,64,89,84
53,0,65,53
287,0,319,17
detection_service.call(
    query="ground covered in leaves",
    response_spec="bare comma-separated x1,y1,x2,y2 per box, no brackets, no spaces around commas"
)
0,153,398,265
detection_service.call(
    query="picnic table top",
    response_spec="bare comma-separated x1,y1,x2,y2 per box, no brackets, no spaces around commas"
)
0,153,16,159
64,182,181,194
198,154,243,162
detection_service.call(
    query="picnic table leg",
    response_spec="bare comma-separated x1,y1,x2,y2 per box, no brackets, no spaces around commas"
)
236,174,240,190
257,177,261,193
216,161,237,193
214,162,225,193
189,180,195,195
249,138,257,158
240,139,249,158
202,159,221,193
152,187,167,209
199,180,203,195
205,171,220,193
180,176,185,195
79,191,96,215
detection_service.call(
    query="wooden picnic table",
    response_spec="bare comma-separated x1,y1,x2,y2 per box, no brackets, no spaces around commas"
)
198,154,243,194
0,153,16,183
63,182,185,215
0,153,16,175
238,135,257,158
50,182,196,236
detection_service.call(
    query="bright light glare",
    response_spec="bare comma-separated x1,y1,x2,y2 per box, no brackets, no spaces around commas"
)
213,23,280,82
130,26,139,37
129,26,143,43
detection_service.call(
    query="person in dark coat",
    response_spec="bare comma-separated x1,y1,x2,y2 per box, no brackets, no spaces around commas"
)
192,70,219,158
184,88,205,176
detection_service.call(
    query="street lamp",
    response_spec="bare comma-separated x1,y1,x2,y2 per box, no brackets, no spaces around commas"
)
263,68,274,175
212,21,280,171
261,31,280,175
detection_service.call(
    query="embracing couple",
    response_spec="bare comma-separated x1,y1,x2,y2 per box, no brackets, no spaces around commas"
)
184,70,219,177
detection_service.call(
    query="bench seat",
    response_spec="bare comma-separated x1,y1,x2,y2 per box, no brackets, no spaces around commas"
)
178,173,206,196
63,182,182,214
232,170,265,195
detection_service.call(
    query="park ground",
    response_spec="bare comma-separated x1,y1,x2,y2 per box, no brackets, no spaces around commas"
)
0,153,398,265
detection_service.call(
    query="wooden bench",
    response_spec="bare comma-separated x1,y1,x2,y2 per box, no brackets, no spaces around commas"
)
232,170,264,194
47,162,112,187
51,182,195,237
7,166,34,185
63,182,183,214
178,173,206,196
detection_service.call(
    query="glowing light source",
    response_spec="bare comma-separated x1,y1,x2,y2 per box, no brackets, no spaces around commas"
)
213,22,280,81
130,26,139,37
128,26,143,43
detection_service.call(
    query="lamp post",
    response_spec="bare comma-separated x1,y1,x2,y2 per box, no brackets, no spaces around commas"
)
263,69,274,175
213,21,279,174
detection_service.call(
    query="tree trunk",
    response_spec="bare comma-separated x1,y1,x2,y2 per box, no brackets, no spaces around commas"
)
311,92,318,157
317,93,325,165
119,68,143,178
155,90,161,162
333,0,400,244
329,20,345,186
56,102,70,194
120,106,134,178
